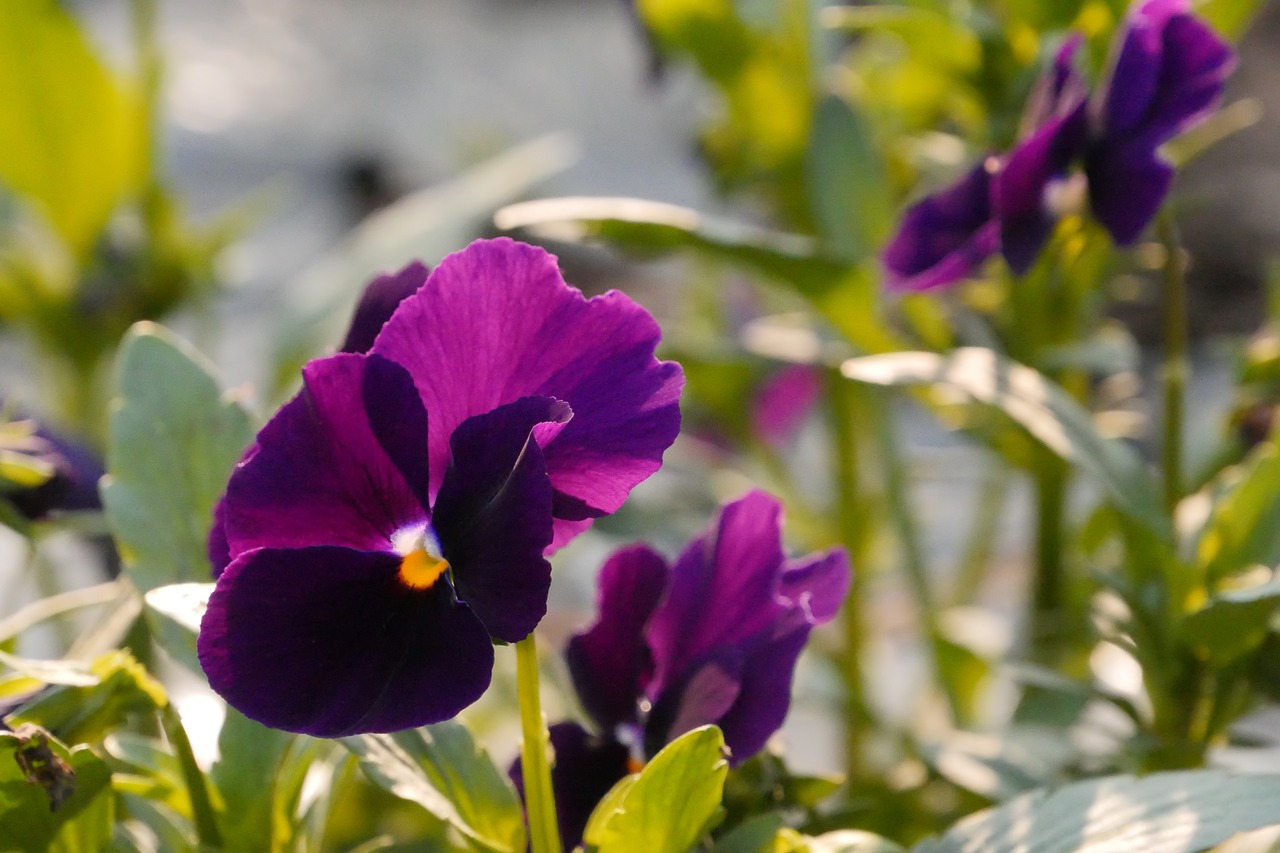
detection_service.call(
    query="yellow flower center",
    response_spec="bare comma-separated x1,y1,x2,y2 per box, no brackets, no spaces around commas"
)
398,549,449,590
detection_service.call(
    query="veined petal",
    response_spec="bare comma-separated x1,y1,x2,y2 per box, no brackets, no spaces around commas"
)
340,262,430,355
219,354,431,562
371,238,683,549
566,544,669,730
434,396,567,643
198,545,494,737
882,163,1000,291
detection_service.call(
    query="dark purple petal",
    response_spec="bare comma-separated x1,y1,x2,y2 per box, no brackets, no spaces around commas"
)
712,629,810,763
645,491,789,700
776,549,854,632
510,722,630,852
219,354,430,563
339,262,430,355
1101,0,1234,143
208,498,231,576
1086,135,1175,245
199,545,493,736
997,43,1089,274
643,648,743,759
370,238,683,550
566,545,669,730
433,397,568,643
752,365,822,450
6,424,104,521
882,163,1000,291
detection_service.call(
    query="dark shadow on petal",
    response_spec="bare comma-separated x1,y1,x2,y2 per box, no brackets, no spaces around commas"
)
199,545,493,737
340,262,430,355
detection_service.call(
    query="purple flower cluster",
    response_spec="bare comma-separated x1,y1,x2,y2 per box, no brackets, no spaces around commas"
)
515,491,850,848
198,239,684,737
883,0,1235,291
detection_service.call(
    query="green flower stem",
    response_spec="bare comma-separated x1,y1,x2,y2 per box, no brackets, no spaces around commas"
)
159,702,223,850
829,373,870,780
1158,213,1188,518
516,634,562,853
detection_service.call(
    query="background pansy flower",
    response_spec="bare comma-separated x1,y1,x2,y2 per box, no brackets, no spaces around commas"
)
882,0,1233,291
200,238,683,737
517,490,850,847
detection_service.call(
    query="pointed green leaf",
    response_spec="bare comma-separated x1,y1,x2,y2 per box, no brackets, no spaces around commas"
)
592,725,729,853
342,722,526,853
912,770,1280,853
0,0,143,256
1195,442,1280,584
840,349,1168,537
806,95,890,260
1182,576,1280,666
101,322,253,592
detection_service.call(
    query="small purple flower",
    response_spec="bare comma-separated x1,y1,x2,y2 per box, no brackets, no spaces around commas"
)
526,491,849,847
199,238,683,737
1,416,103,522
882,0,1234,289
752,365,823,449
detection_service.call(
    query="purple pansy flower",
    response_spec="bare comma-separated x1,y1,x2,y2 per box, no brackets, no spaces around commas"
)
0,414,103,522
882,0,1233,290
517,491,850,847
199,238,683,737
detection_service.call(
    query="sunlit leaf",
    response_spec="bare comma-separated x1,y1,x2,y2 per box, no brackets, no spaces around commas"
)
840,348,1168,536
101,322,253,592
343,723,526,853
912,770,1280,853
142,582,214,673
1182,575,1280,667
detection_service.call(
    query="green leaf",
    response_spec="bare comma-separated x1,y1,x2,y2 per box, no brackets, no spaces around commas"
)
1182,575,1280,666
142,582,214,673
912,770,1280,853
495,196,851,297
342,723,526,853
0,0,143,257
11,650,167,745
101,322,254,592
806,95,890,261
840,348,1168,537
211,707,296,852
592,725,729,853
0,730,114,853
806,830,906,853
1195,442,1280,584
710,813,786,853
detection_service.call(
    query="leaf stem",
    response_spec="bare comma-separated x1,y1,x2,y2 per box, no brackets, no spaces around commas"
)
516,634,562,853
159,702,223,849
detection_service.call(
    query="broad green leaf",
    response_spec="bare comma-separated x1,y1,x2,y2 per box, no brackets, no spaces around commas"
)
495,197,851,297
211,707,296,853
143,582,214,673
710,813,786,853
912,770,1280,853
582,775,638,851
343,723,526,853
0,0,143,257
840,349,1168,537
1182,575,1280,666
594,725,729,853
101,322,253,591
0,730,114,853
1195,442,1280,584
806,95,891,260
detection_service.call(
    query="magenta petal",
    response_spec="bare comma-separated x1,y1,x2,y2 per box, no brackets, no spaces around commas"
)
198,546,493,736
752,365,823,450
371,238,683,548
434,397,567,643
566,545,670,730
644,648,743,758
220,354,430,561
882,163,1000,291
712,629,810,763
340,262,430,355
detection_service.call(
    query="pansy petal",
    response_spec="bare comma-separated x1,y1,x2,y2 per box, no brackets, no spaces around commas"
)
644,648,743,759
199,545,493,737
714,629,811,763
646,491,788,695
566,544,670,730
371,238,683,547
220,354,430,560
882,163,1000,291
776,549,854,633
434,396,568,643
752,365,823,449
1086,136,1174,245
339,262,430,355
510,723,630,852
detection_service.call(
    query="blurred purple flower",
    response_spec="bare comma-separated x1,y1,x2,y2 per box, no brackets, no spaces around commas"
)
520,491,849,847
752,364,823,449
883,0,1233,290
199,238,683,737
1,417,103,522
